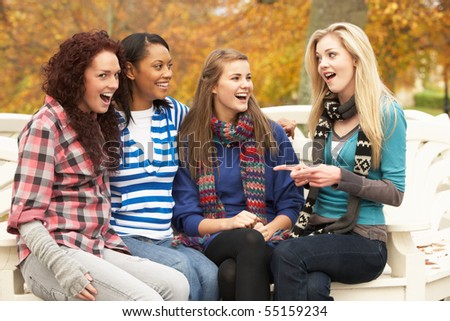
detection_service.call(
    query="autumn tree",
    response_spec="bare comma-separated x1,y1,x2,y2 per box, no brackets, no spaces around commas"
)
186,0,309,106
0,0,128,113
366,0,449,93
0,0,448,113
123,0,310,107
0,0,313,112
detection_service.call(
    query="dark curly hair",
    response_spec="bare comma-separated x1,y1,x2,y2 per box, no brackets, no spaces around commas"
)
41,30,129,172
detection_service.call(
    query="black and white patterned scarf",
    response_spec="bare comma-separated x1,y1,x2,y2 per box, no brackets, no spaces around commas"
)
290,92,372,237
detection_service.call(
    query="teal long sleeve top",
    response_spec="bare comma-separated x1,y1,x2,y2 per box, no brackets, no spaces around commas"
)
315,101,407,225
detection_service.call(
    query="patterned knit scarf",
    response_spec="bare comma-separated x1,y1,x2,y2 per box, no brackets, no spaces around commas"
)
199,113,266,222
171,113,267,250
290,92,372,238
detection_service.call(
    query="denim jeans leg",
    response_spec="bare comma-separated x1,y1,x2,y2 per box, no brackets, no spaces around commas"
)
157,238,220,301
271,233,387,301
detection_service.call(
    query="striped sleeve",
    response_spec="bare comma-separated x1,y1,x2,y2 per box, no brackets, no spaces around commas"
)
166,96,189,129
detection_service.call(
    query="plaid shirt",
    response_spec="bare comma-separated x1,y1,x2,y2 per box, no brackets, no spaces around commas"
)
8,96,129,263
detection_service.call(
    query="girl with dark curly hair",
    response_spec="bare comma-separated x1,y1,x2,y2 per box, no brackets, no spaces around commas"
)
7,30,189,301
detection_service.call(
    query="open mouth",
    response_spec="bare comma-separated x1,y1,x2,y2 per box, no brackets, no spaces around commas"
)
235,93,248,102
324,72,336,81
156,82,169,89
100,93,112,103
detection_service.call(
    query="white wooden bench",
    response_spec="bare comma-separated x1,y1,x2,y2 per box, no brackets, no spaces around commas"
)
0,113,33,138
263,105,450,301
401,115,450,300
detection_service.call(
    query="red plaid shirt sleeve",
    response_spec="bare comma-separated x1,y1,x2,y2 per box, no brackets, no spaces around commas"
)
8,118,56,232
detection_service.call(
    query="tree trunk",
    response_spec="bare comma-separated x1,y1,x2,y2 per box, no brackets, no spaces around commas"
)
297,0,368,104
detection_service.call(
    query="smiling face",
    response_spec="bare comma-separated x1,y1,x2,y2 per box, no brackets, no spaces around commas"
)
127,43,172,110
78,50,120,114
212,59,253,122
316,32,356,103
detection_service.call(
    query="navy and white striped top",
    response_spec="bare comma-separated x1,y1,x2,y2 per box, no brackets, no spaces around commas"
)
110,97,189,240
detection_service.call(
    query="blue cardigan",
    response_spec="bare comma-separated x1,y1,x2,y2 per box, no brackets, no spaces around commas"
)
172,121,304,242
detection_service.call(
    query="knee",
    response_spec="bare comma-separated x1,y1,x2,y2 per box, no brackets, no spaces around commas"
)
271,239,310,279
240,229,265,251
272,239,296,265
165,268,190,301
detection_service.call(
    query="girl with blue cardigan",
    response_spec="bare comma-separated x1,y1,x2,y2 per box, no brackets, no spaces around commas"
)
172,48,304,300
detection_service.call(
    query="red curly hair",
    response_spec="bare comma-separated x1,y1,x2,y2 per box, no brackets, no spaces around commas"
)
41,30,129,172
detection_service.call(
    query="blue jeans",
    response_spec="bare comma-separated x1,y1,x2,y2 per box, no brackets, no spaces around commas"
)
271,233,387,300
122,235,219,301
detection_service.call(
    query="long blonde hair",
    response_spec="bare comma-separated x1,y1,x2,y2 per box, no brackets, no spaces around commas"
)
304,22,397,168
178,48,276,179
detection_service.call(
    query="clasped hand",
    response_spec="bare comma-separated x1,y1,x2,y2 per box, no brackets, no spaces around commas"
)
228,211,271,241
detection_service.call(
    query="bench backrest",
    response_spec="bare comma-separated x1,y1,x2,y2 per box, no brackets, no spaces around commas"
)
0,113,30,220
262,105,312,163
393,117,450,245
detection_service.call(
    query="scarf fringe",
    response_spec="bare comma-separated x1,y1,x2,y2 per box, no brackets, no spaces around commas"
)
171,234,211,252
172,228,291,251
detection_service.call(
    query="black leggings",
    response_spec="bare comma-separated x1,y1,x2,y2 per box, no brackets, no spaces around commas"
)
204,228,273,300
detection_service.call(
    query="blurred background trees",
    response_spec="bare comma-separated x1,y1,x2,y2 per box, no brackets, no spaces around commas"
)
0,0,448,114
